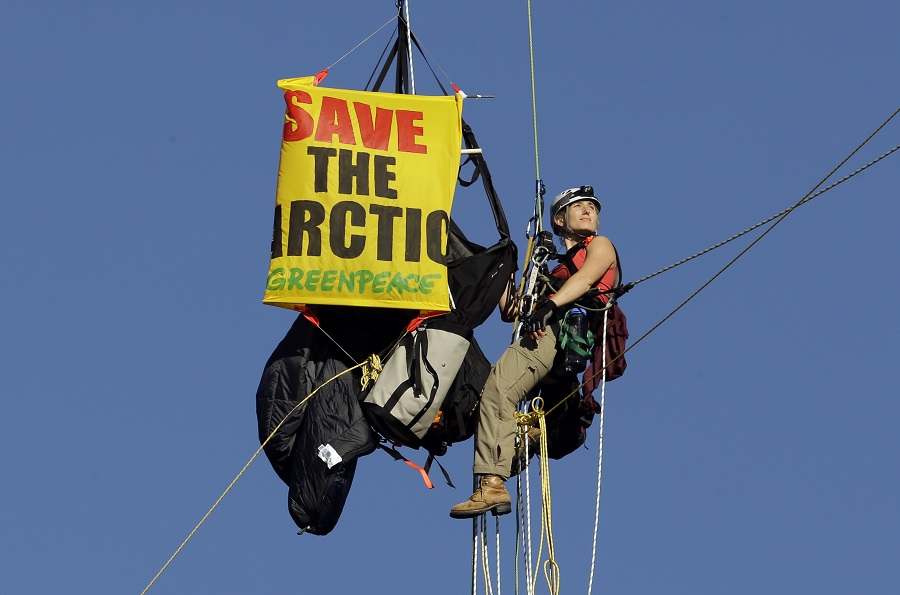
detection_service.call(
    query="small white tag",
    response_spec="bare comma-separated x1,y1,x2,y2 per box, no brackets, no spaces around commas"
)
317,444,343,469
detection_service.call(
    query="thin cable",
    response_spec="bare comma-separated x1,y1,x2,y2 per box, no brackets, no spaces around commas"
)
631,107,900,288
409,31,457,91
326,15,397,71
525,0,546,258
631,142,900,286
312,322,359,365
514,1,548,347
140,360,372,594
615,108,900,353
526,0,541,182
543,106,900,412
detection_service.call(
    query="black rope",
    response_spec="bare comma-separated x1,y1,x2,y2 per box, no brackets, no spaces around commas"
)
627,107,900,289
571,106,900,397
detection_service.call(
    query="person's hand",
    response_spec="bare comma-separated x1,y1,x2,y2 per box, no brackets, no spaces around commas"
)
524,298,558,335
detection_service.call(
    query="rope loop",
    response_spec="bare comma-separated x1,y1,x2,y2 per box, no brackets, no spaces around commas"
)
359,353,382,390
515,396,546,430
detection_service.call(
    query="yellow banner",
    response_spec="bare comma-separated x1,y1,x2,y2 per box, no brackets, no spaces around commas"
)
264,77,463,311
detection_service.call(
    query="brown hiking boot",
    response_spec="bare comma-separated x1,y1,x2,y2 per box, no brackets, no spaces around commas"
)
509,427,541,477
449,475,512,519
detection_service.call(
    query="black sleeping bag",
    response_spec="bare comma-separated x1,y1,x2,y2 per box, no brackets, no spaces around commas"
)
286,369,373,534
256,306,413,535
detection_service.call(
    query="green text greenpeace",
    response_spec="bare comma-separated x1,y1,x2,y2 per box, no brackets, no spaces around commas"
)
267,268,442,295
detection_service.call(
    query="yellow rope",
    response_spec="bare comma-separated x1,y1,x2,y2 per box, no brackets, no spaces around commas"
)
512,0,546,344
516,398,561,595
359,353,382,390
526,0,541,181
139,356,377,595
512,234,536,331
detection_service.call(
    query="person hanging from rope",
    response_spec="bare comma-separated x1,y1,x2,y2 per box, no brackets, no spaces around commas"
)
450,185,619,519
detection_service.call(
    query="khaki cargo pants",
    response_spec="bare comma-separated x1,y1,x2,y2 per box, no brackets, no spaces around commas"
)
473,326,559,478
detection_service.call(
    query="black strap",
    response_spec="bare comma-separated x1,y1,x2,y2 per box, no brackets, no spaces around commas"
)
459,123,511,240
376,441,438,489
423,453,455,488
407,328,441,429
370,13,450,96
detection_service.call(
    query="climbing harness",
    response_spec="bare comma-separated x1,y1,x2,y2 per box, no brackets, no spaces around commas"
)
514,228,555,340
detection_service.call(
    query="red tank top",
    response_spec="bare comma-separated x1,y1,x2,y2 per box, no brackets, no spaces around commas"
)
548,236,619,304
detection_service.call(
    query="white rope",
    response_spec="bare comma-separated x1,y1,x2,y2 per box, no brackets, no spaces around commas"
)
496,516,503,595
586,308,610,594
516,473,531,595
481,516,495,595
472,516,479,595
515,408,535,595
524,427,536,594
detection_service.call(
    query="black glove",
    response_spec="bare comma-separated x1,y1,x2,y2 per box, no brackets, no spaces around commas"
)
524,298,558,334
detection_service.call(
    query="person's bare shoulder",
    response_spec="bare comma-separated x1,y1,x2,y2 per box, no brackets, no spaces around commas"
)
587,235,615,259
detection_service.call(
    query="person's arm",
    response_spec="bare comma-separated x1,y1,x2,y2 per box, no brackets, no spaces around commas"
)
498,274,518,322
526,236,616,338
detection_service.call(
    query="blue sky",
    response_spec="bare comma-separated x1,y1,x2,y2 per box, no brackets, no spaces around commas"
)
2,2,898,593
